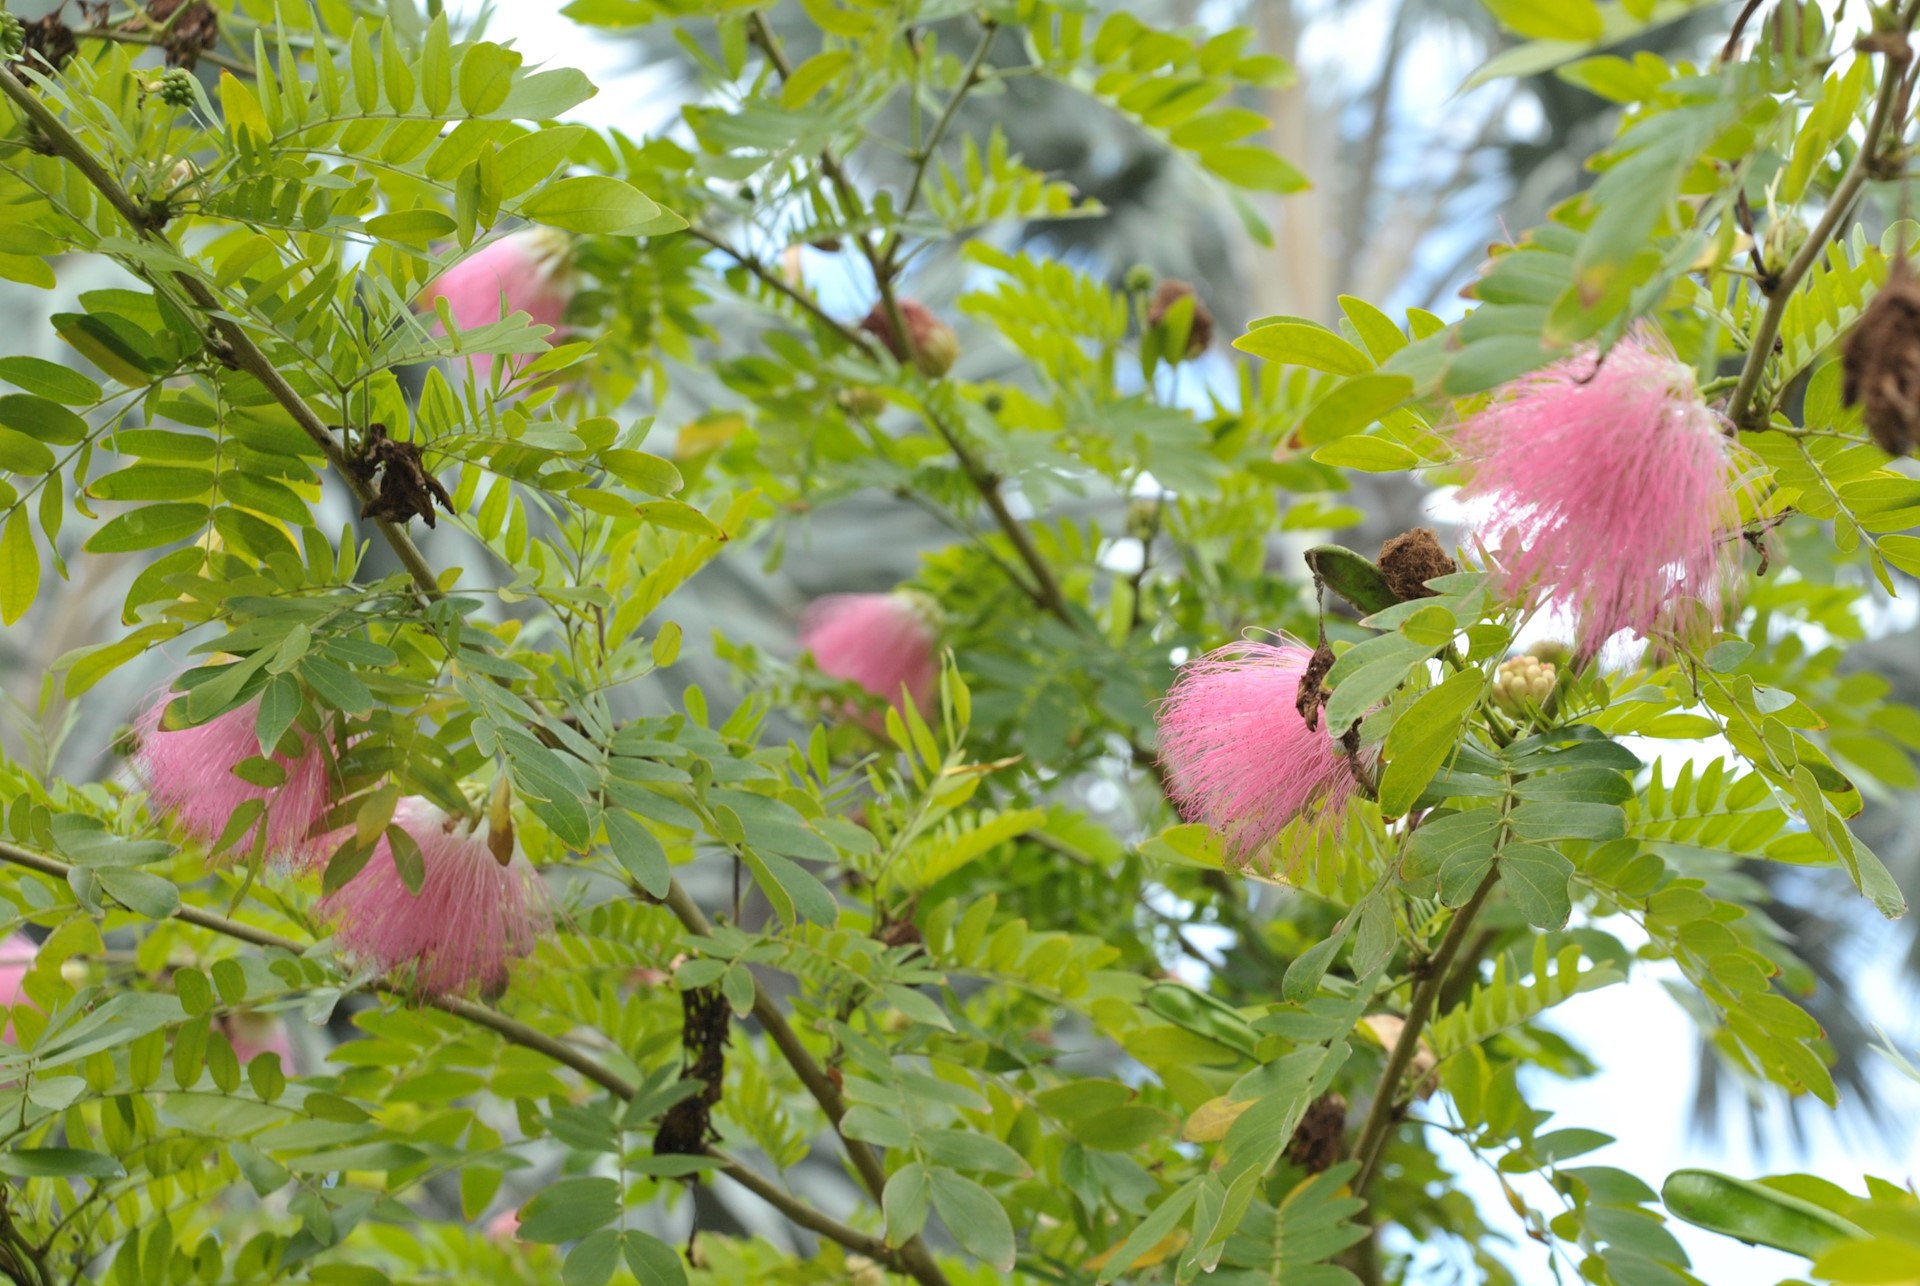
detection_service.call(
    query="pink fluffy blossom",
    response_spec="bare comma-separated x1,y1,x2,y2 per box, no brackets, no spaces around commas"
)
220,1012,295,1069
423,229,572,380
0,932,36,1043
135,697,335,869
799,591,942,723
1155,641,1359,870
1452,335,1743,650
320,798,550,997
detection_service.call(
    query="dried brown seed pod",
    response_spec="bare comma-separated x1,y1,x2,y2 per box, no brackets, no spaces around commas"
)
1376,528,1458,601
1842,257,1920,457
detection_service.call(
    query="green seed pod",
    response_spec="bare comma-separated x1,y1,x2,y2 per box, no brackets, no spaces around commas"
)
1305,544,1400,617
1661,1169,1866,1260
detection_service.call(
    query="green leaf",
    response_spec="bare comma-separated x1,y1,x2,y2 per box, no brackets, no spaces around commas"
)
0,428,54,474
1298,373,1414,444
1313,434,1419,471
460,42,524,116
1376,670,1484,817
632,500,727,539
884,1162,932,1245
84,504,209,553
563,1230,620,1286
522,176,685,236
0,510,37,625
0,1148,125,1178
929,1168,1015,1271
1499,842,1574,930
175,967,214,1016
620,1233,688,1286
366,210,459,245
606,810,669,897
0,393,86,445
1233,322,1372,374
0,356,100,404
739,846,837,927
1200,144,1309,193
517,1177,619,1243
600,449,683,496
96,869,181,919
780,50,852,108
1481,0,1604,40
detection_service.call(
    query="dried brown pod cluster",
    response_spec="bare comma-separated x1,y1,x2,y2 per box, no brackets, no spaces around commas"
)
1283,1092,1348,1174
21,14,77,73
1377,528,1458,601
149,0,220,70
347,424,455,528
1842,257,1920,457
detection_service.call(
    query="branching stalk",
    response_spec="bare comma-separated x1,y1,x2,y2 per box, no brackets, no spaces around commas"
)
1726,12,1919,429
0,841,944,1277
0,66,444,604
1349,867,1501,1196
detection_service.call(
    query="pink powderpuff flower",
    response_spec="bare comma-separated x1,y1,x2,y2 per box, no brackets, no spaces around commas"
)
799,591,942,725
0,932,36,1044
1155,641,1360,872
320,798,550,998
485,1207,521,1243
422,228,572,381
135,696,335,870
220,1012,295,1071
1452,334,1744,651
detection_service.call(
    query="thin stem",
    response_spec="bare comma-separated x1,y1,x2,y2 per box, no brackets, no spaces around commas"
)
0,66,444,604
741,16,1072,630
1726,20,1916,430
74,27,257,76
711,1149,905,1267
686,226,882,360
892,21,999,234
1350,867,1501,1196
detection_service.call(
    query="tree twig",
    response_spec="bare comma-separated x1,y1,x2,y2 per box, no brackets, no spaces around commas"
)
686,226,883,360
1350,867,1501,1196
1726,16,1918,430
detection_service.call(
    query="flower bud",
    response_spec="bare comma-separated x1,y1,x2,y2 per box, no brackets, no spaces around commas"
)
154,68,196,108
1122,263,1156,295
1147,279,1214,358
0,13,26,61
1492,655,1556,717
860,299,958,378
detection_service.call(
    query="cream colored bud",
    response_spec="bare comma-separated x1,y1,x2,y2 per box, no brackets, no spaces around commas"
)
1492,655,1556,716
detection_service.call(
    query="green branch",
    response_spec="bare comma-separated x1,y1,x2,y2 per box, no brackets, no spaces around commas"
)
0,65,444,605
1350,866,1501,1196
1726,14,1919,430
0,838,944,1277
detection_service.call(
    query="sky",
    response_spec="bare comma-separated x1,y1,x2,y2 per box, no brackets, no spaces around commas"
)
469,0,1920,1281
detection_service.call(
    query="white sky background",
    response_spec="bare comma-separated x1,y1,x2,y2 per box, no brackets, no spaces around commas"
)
469,0,1920,1280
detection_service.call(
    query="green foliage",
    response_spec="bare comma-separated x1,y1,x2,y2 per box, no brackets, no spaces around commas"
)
0,0,1911,1283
